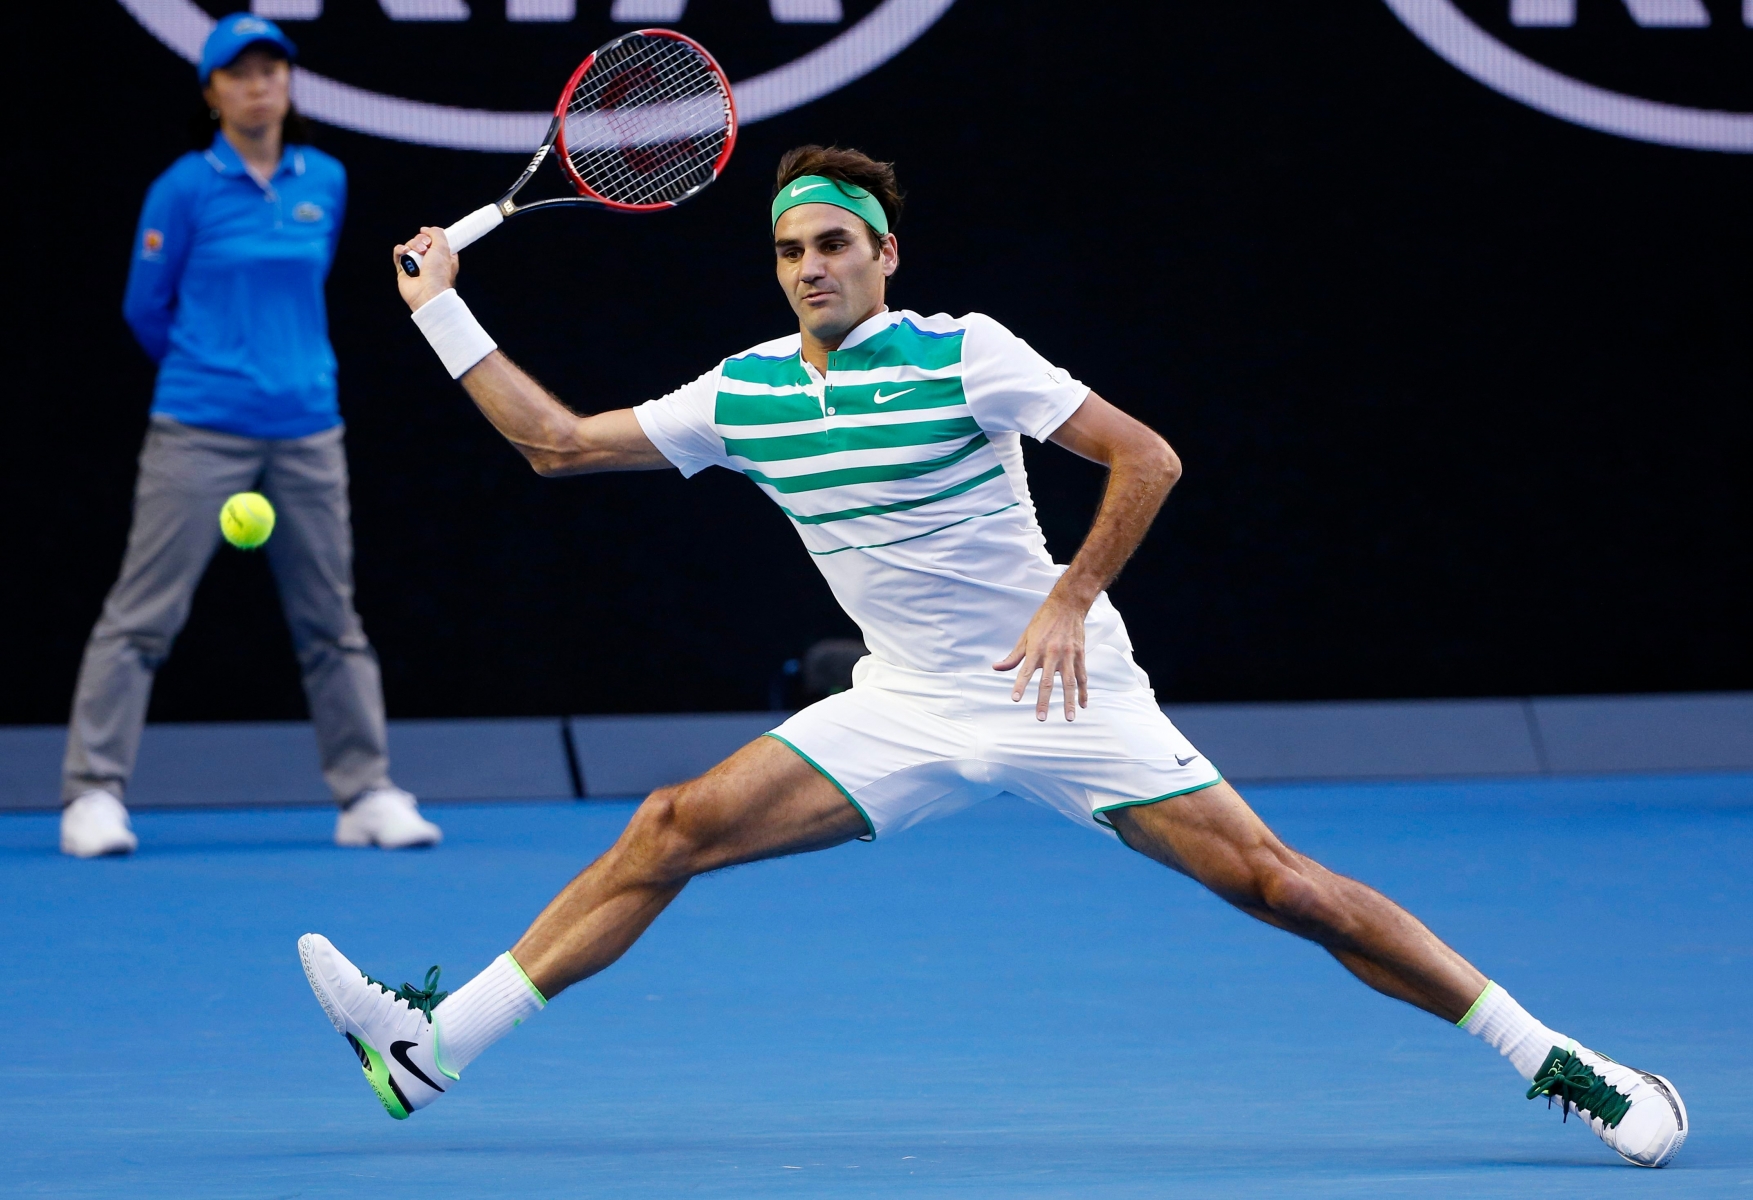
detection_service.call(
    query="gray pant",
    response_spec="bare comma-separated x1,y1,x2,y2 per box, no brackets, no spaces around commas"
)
62,417,392,805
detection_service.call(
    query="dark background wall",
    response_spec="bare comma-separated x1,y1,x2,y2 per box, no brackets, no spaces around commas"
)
7,0,1749,723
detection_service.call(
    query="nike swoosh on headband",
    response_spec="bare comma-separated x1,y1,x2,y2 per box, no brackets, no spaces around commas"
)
873,387,916,403
390,1041,446,1093
772,175,889,235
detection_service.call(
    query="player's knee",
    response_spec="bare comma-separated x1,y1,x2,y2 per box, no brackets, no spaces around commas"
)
623,783,715,883
622,787,686,875
1252,854,1328,929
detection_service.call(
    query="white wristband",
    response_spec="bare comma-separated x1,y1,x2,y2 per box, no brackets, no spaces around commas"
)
410,288,498,379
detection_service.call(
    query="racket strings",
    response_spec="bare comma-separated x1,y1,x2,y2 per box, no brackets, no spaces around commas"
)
569,40,723,203
562,34,732,208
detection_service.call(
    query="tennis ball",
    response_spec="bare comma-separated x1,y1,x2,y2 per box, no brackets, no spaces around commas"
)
219,491,276,550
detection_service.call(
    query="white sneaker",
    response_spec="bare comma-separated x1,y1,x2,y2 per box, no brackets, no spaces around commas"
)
334,786,441,849
298,933,454,1120
60,790,138,858
1528,1042,1688,1167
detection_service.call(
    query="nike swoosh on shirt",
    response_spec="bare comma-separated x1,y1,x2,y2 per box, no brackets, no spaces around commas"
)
390,1040,446,1093
873,387,916,404
790,182,830,196
1176,754,1200,766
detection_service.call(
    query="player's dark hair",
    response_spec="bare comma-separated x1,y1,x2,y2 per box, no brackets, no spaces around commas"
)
775,145,903,251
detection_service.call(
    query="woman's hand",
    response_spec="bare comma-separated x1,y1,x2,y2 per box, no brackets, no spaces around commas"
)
392,226,459,312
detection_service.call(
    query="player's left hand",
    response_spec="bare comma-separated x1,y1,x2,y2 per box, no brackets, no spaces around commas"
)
996,596,1089,722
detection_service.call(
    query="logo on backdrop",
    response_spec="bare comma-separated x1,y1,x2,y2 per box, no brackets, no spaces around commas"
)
1382,0,1752,152
117,0,958,151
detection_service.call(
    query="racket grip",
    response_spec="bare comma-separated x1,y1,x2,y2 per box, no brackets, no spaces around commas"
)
447,204,505,253
399,204,506,278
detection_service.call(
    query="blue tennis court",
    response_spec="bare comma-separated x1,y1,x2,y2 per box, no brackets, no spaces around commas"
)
3,773,1748,1197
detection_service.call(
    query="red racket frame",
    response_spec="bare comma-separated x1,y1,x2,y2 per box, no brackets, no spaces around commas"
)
552,28,739,214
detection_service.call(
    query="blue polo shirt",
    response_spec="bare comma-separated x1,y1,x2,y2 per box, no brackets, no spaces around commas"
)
123,135,346,440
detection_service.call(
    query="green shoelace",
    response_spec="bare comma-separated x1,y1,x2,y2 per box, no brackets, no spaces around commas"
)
1527,1048,1632,1128
364,965,450,1022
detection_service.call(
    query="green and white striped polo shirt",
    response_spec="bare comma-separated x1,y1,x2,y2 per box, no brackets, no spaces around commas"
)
636,309,1132,674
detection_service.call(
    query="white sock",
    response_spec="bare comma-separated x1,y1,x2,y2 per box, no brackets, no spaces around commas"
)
1459,980,1569,1081
432,952,546,1076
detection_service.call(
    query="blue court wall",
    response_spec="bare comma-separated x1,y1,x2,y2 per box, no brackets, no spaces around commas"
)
1,692,1747,812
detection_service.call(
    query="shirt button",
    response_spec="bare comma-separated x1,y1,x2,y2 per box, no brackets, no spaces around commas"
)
826,407,836,415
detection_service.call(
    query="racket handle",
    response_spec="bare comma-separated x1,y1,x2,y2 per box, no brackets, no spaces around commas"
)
399,204,506,278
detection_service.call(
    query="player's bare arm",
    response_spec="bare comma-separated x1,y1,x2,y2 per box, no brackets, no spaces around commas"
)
996,393,1181,721
393,227,667,475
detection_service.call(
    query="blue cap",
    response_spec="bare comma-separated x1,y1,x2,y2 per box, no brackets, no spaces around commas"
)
199,13,297,84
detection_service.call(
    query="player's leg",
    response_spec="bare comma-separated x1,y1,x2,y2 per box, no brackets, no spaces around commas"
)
256,426,432,847
983,673,1685,1167
1106,784,1687,1166
507,671,972,996
60,418,262,855
510,733,867,996
298,734,866,1118
1106,781,1482,1018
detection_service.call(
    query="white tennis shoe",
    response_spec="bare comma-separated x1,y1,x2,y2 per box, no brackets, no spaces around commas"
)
298,933,454,1120
60,790,138,858
1528,1042,1687,1167
334,786,442,849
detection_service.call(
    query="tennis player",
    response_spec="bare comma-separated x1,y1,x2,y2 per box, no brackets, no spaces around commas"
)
299,147,1684,1166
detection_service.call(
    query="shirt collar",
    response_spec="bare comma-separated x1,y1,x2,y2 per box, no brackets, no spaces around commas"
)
836,307,900,352
204,132,304,181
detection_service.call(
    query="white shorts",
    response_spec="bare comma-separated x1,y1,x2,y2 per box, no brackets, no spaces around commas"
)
767,653,1224,840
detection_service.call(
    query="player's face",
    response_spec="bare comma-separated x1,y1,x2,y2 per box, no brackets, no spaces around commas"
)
774,205,899,346
204,48,292,140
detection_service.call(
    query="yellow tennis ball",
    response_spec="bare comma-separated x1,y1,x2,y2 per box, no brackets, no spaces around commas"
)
220,491,276,550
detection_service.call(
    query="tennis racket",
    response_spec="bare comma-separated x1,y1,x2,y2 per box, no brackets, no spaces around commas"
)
399,28,736,278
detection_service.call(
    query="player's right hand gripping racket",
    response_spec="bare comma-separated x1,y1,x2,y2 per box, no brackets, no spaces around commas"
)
399,28,735,278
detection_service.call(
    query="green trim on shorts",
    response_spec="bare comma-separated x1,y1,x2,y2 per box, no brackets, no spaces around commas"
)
763,732,876,841
1091,777,1225,830
1456,980,1497,1029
